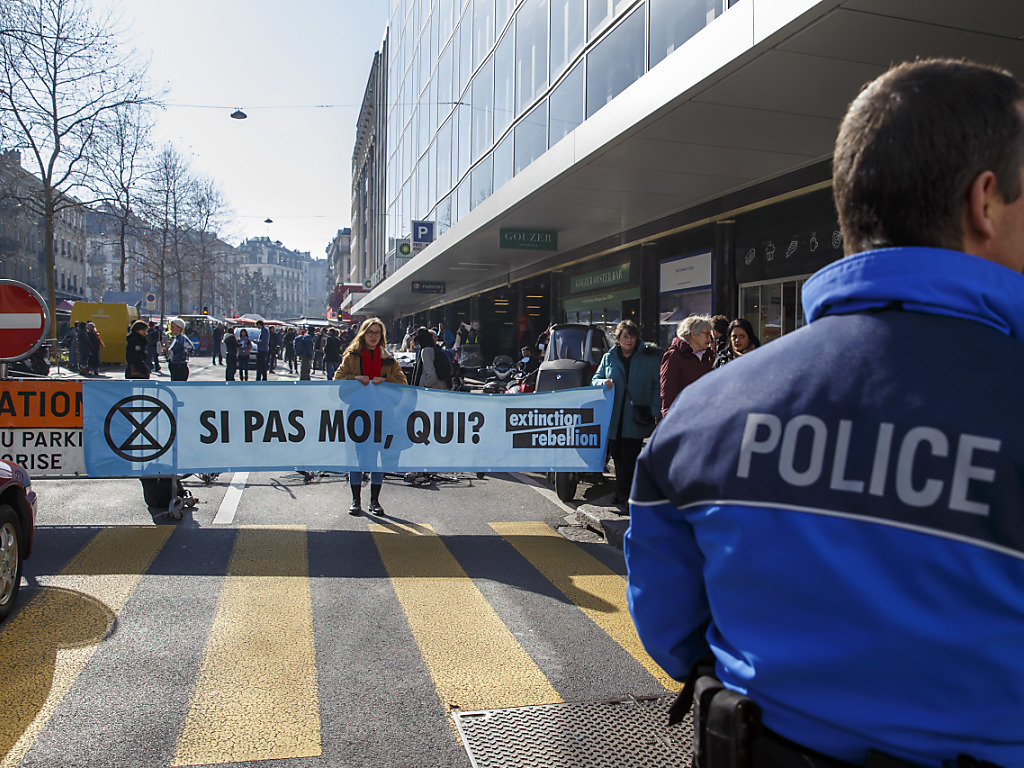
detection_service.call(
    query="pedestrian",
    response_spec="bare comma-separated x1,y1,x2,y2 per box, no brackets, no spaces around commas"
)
86,322,103,375
63,323,79,371
211,323,224,365
411,326,451,390
294,327,314,380
712,318,760,369
254,319,269,381
590,319,660,504
76,321,90,376
284,327,297,373
166,318,192,381
626,59,1024,766
124,320,150,379
268,325,279,372
333,317,408,516
323,327,342,380
710,314,730,358
146,321,163,374
224,327,238,381
659,314,713,416
236,328,251,381
438,321,456,349
312,329,325,372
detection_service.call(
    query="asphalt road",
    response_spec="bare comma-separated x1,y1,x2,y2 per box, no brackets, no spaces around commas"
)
2,356,678,768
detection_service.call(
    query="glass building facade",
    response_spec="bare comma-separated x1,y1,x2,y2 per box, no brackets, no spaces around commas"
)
384,0,742,248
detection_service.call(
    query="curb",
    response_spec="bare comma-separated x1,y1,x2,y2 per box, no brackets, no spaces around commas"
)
575,501,630,550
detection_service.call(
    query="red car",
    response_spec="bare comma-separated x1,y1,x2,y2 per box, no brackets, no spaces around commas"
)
0,460,37,622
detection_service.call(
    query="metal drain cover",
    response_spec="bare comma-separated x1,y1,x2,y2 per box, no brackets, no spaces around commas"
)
452,694,693,768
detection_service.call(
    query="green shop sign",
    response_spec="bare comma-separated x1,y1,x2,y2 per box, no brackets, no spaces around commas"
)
569,262,630,295
563,287,640,313
499,228,558,250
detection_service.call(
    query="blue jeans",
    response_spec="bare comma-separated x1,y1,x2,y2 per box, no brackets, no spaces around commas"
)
349,471,382,486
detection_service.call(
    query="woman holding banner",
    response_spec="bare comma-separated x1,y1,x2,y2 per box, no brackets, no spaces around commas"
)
592,319,661,505
333,318,408,516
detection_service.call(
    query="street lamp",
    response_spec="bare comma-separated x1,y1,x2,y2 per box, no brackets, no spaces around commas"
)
231,108,248,120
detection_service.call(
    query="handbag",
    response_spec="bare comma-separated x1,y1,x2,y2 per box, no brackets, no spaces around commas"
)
630,400,655,426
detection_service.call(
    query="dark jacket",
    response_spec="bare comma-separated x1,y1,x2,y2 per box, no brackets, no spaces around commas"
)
660,336,713,416
224,333,238,357
125,332,150,378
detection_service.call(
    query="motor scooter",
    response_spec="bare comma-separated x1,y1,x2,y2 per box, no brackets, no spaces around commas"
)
481,355,515,393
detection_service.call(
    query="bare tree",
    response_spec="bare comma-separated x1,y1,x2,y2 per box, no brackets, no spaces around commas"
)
0,0,154,335
138,144,191,320
88,102,154,291
186,176,231,315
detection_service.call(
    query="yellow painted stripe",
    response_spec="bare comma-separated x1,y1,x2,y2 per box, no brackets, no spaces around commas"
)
372,521,561,712
0,526,173,768
490,521,680,692
172,526,319,767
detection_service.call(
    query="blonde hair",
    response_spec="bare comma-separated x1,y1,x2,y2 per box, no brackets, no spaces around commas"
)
344,317,388,356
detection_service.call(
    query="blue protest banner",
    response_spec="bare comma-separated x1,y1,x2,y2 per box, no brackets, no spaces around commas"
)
81,380,614,477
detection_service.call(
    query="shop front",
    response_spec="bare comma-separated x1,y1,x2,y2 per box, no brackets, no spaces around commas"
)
658,249,713,349
562,257,638,333
732,190,843,344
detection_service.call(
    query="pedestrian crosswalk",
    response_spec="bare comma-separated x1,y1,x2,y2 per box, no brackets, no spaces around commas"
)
1,522,676,767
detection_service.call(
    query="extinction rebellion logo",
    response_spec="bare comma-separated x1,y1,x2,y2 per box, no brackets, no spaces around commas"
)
103,395,177,462
505,408,601,448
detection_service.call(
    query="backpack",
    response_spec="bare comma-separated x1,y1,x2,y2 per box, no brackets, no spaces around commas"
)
433,347,454,386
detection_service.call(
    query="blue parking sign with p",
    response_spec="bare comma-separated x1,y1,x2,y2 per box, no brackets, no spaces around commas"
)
412,220,435,244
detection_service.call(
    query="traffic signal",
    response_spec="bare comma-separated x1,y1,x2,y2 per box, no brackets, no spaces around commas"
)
203,306,208,315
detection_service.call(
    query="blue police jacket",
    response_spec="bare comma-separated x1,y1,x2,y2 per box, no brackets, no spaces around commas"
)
168,334,192,364
626,247,1024,767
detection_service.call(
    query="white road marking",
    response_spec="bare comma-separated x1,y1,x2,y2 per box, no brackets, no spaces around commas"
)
213,472,249,524
511,472,576,515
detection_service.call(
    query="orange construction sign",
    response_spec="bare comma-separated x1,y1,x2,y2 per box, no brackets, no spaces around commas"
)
0,381,84,428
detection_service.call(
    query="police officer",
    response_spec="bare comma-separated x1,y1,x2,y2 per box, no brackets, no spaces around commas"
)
626,59,1024,767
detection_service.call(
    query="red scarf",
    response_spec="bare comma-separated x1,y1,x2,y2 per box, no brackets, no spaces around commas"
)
360,346,382,379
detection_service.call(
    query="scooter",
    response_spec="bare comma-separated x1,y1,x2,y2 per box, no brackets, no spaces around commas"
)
504,368,537,394
481,355,516,393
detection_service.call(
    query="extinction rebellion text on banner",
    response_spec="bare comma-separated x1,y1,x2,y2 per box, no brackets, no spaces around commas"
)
82,381,614,477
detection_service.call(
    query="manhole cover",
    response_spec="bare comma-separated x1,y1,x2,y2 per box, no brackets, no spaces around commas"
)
453,694,693,768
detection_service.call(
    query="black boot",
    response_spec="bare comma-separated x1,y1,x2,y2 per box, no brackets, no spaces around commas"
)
348,484,362,515
369,484,384,516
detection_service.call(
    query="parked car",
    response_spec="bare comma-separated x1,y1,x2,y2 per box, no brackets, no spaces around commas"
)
0,460,38,622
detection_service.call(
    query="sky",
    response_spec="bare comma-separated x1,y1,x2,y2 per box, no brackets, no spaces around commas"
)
105,0,391,258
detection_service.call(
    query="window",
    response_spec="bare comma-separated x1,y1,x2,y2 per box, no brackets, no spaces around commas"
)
473,0,495,68
550,0,584,79
470,154,493,210
494,131,514,190
514,100,548,174
586,7,644,118
587,0,632,39
549,61,584,145
457,99,472,179
436,117,453,198
650,0,720,69
471,56,494,160
494,29,515,139
515,0,548,114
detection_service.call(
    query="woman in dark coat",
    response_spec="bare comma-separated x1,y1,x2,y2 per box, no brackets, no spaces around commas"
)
713,318,760,369
660,315,713,416
125,320,150,379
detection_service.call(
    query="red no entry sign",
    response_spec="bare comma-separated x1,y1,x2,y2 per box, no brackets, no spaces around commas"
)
0,280,49,362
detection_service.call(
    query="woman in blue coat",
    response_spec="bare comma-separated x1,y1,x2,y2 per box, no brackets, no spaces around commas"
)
591,319,661,503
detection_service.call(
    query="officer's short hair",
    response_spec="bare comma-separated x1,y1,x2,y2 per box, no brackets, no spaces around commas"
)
834,58,1024,254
